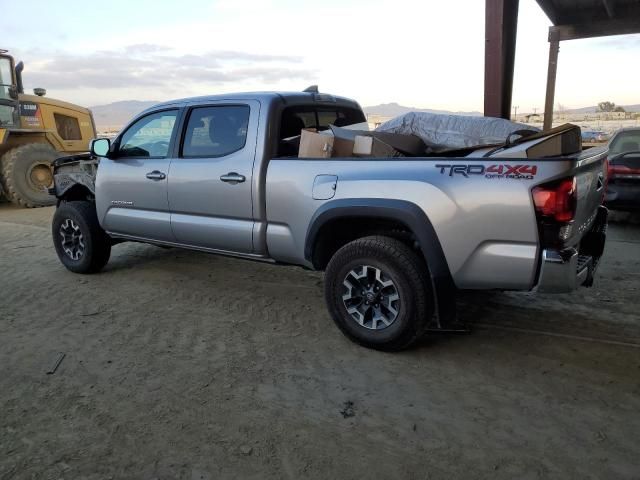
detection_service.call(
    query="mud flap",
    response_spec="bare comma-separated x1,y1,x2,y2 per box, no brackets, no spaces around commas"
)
579,206,608,287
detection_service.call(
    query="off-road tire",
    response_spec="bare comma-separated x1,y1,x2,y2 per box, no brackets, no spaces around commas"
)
324,235,434,351
0,143,58,207
52,201,111,274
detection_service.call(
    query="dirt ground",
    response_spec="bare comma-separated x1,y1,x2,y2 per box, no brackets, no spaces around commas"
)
1,204,639,480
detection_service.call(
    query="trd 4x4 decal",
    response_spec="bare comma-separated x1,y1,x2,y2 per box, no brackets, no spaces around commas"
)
435,164,538,180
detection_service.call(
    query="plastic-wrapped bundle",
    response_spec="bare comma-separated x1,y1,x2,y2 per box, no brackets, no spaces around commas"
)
376,112,539,152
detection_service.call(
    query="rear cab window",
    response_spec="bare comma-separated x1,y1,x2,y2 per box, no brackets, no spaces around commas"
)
278,105,366,156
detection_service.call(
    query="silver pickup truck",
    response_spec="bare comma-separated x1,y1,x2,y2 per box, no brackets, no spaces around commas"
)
51,91,608,350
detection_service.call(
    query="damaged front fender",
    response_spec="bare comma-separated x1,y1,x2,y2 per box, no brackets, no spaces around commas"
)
50,153,98,199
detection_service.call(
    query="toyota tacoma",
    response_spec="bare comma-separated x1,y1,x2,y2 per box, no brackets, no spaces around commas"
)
50,90,608,350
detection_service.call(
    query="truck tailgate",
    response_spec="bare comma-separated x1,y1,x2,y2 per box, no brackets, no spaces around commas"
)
567,146,608,246
532,145,608,292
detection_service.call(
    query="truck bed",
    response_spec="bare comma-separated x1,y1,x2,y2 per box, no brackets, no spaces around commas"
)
265,146,608,291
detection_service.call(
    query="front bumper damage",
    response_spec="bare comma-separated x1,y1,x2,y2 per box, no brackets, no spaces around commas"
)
536,206,608,293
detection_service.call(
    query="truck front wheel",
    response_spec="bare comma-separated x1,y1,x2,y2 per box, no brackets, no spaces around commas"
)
324,235,433,351
52,201,111,273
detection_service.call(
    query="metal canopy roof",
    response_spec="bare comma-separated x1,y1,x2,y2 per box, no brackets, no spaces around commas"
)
536,0,640,40
484,0,640,129
536,0,640,25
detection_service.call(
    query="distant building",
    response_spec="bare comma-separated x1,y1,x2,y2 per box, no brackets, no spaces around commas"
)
524,113,542,123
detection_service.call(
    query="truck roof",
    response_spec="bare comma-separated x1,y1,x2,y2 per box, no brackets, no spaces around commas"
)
147,91,362,114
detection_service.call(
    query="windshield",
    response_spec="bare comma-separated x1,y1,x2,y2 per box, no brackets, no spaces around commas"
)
0,57,16,126
609,130,640,155
0,57,13,97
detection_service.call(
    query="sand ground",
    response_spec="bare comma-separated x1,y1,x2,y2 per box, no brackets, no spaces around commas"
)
1,204,639,479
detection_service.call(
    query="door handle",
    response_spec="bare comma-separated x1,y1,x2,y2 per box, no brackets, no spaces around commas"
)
146,170,166,181
220,172,246,184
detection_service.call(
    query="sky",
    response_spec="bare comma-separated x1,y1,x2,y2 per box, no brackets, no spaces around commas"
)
1,0,639,112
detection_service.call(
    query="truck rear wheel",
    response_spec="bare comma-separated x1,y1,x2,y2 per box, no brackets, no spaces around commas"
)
0,143,58,208
52,201,111,274
324,235,433,351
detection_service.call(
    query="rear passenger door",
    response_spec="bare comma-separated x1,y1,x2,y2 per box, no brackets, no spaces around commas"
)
168,101,258,253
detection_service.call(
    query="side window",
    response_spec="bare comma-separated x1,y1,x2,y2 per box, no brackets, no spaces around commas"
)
182,105,250,158
54,113,82,140
118,110,178,158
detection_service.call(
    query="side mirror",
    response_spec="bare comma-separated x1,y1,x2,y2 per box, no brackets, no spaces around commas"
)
8,85,18,100
90,138,111,157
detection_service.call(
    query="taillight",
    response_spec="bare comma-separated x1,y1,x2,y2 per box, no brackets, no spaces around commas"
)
532,177,577,223
609,164,640,177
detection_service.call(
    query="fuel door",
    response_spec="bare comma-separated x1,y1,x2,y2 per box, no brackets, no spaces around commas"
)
312,175,338,200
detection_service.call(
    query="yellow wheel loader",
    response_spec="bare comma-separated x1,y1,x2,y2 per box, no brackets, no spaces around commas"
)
0,49,95,207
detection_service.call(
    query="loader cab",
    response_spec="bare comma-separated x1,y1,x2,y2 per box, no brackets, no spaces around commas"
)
0,51,19,128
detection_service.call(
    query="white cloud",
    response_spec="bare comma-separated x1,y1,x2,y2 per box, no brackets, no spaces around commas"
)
10,0,640,111
20,46,314,104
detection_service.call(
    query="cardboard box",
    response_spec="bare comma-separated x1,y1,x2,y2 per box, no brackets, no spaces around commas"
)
332,136,356,157
298,129,332,158
353,135,399,157
298,129,354,158
297,125,428,158
367,131,427,156
330,125,427,157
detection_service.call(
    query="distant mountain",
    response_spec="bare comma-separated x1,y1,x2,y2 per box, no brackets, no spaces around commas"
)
564,104,640,114
88,100,640,128
363,102,482,117
620,104,640,112
89,100,159,129
365,102,640,117
564,106,599,114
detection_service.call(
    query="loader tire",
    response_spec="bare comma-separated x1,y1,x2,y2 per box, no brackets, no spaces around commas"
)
0,143,58,208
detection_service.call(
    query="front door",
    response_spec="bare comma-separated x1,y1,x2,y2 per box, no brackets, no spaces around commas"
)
96,109,179,242
168,101,258,253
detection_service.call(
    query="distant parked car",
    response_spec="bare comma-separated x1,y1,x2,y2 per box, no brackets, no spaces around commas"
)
605,127,640,211
582,130,608,143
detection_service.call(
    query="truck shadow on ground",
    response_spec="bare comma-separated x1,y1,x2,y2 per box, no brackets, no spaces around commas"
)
103,244,193,271
456,290,640,346
99,221,640,351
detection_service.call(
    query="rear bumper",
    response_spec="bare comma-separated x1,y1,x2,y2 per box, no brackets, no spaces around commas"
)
537,249,591,293
536,206,608,293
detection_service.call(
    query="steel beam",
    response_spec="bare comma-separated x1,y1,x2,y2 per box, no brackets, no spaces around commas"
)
484,0,520,119
543,39,559,131
549,17,640,42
